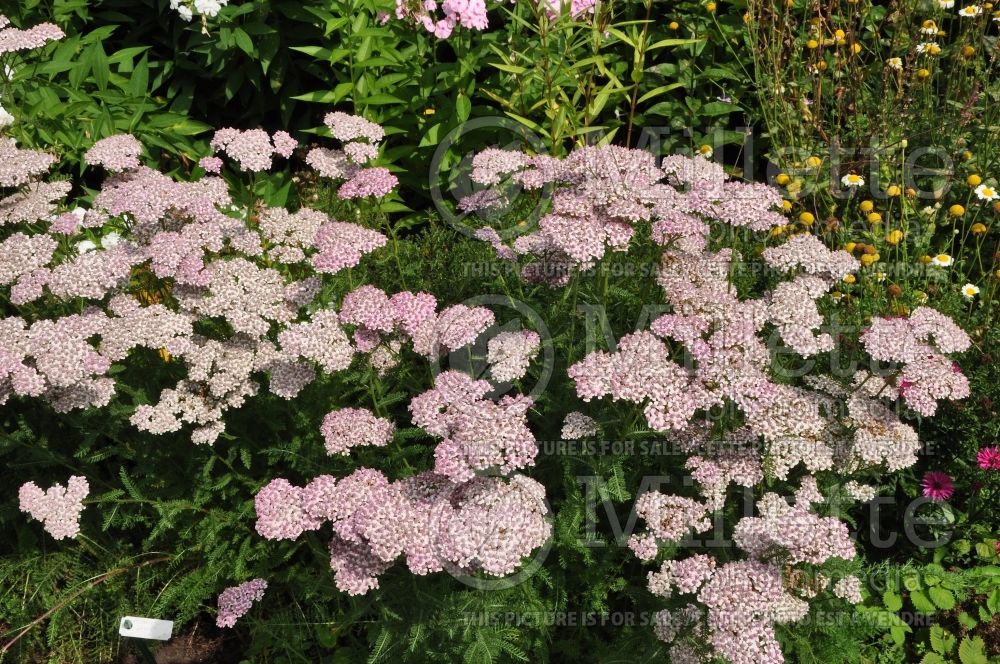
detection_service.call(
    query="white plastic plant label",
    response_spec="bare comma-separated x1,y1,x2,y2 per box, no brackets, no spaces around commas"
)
119,616,173,641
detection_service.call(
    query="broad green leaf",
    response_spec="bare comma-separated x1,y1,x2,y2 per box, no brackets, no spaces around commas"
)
928,586,956,610
958,637,988,664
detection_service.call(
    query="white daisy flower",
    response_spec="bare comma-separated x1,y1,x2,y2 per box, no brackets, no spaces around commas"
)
961,283,980,298
915,42,941,55
932,253,954,267
841,173,865,187
959,5,983,17
974,183,998,201
938,0,955,6
887,57,903,70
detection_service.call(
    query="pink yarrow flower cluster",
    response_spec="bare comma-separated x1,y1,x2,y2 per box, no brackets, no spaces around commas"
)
255,469,550,595
306,112,398,200
18,475,89,539
210,128,297,172
0,15,64,55
216,578,267,628
84,134,143,171
860,307,971,416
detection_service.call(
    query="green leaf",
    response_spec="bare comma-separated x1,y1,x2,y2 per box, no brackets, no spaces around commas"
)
920,655,947,664
958,636,988,664
987,588,1000,614
929,586,956,610
910,590,936,613
233,28,254,56
957,611,978,629
456,93,471,122
930,625,956,654
883,590,903,612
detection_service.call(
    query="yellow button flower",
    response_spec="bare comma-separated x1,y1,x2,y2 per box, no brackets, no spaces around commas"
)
806,156,822,167
886,185,902,197
968,174,983,187
971,222,987,234
775,173,791,186
886,229,904,245
807,39,819,49
867,212,882,223
798,211,815,224
860,253,880,266
843,274,857,284
669,21,680,29
845,242,857,252
949,204,965,217
781,200,793,212
859,200,874,212
917,68,931,79
706,2,717,12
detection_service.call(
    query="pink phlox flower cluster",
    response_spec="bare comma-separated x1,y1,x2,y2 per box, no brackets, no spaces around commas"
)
0,15,64,55
395,0,488,38
320,407,395,455
18,475,89,539
486,329,540,383
216,578,267,628
540,0,597,18
410,370,537,481
84,134,142,171
210,128,295,172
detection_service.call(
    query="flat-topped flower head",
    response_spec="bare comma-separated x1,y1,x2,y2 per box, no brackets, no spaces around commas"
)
19,476,89,540
958,4,983,16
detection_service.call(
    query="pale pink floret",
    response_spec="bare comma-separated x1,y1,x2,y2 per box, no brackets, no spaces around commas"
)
18,475,89,540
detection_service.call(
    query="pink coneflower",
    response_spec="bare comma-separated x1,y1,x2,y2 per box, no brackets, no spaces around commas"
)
921,471,954,502
976,447,1000,470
